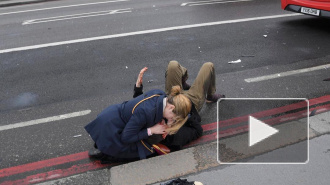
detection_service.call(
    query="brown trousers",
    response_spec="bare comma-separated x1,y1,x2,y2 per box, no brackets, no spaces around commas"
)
165,61,216,111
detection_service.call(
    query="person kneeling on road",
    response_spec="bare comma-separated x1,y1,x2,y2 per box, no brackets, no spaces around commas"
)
85,85,192,163
133,61,225,152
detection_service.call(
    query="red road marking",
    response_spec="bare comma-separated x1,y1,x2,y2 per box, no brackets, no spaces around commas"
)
0,161,114,185
1,95,329,184
202,95,329,132
190,103,330,147
0,152,89,178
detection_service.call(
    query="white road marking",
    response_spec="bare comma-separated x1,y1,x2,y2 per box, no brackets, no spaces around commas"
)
0,110,91,131
244,64,330,83
0,13,301,54
181,0,252,6
0,0,129,16
22,8,132,25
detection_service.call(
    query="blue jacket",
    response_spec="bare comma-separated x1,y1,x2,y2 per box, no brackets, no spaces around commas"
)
85,89,166,159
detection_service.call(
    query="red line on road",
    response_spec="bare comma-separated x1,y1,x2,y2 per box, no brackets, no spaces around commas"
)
0,161,114,185
190,103,330,147
1,95,329,184
202,95,330,132
0,152,89,178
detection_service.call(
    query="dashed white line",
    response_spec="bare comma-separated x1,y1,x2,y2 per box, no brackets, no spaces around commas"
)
0,0,129,16
0,13,301,54
22,8,132,25
181,0,252,6
0,110,91,131
244,64,330,83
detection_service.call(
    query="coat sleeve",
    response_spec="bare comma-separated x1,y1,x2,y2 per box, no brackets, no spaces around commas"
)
121,108,149,144
133,84,143,98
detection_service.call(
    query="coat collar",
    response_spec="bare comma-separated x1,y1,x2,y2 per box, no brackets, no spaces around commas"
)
155,94,166,123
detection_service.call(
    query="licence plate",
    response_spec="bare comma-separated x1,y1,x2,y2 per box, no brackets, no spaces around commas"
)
301,7,320,16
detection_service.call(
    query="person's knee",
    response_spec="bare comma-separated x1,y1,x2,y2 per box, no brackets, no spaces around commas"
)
203,62,214,68
168,60,179,67
167,60,179,71
201,62,214,72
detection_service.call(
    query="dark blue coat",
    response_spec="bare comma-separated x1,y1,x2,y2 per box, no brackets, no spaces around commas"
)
85,89,166,159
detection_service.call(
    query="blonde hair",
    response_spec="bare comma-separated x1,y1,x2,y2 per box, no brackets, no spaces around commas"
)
166,85,192,135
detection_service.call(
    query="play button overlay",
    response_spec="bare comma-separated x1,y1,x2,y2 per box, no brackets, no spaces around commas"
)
249,116,279,147
217,98,309,164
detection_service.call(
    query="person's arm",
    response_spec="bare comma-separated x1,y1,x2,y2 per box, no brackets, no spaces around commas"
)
121,108,167,144
133,67,148,98
133,84,143,98
162,106,203,151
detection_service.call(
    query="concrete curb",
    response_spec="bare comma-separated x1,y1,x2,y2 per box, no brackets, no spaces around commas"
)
0,0,58,8
39,111,330,185
109,111,330,184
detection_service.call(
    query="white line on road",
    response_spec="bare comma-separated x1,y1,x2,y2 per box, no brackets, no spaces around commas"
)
181,0,252,6
244,64,330,83
22,8,132,25
0,110,91,131
0,0,129,16
0,13,301,54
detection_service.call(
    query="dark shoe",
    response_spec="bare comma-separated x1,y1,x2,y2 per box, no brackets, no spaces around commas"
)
100,156,114,164
88,148,105,159
206,94,225,103
161,178,202,185
182,73,191,90
182,81,191,90
100,155,123,164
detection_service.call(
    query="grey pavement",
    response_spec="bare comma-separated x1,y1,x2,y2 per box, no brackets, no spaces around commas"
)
181,135,330,185
38,111,330,185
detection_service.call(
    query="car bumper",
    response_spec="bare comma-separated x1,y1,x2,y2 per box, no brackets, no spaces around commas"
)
282,0,330,18
285,4,330,18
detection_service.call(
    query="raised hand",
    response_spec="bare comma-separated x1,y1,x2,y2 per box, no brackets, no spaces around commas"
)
136,67,148,88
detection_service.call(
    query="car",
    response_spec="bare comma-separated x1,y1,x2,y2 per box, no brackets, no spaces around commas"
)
281,0,330,18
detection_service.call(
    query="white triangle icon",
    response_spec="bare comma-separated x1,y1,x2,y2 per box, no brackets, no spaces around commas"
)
249,116,279,147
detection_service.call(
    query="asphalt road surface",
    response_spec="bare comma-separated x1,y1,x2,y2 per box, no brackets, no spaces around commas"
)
0,0,329,184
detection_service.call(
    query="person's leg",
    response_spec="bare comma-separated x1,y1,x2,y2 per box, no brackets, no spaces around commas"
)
185,62,222,111
165,60,188,94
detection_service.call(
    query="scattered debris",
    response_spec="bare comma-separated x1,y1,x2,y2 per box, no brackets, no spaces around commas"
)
228,59,241,64
125,66,128,69
241,55,255,57
309,110,317,116
323,78,330,81
263,35,267,38
148,80,154,83
73,134,82,138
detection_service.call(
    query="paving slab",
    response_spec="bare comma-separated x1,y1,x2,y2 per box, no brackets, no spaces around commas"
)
309,111,330,135
109,148,197,185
